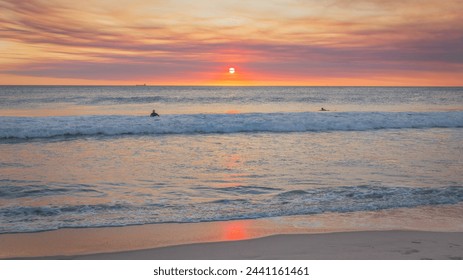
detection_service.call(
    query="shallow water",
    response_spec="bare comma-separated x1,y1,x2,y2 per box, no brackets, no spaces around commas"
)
1,86,462,233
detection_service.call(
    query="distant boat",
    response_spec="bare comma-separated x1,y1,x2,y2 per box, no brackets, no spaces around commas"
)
136,84,147,86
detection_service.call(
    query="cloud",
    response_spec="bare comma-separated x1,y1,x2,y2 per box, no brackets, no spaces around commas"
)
1,0,462,85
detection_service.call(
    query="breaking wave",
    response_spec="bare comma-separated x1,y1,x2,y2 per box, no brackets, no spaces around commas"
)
1,111,462,140
1,184,462,233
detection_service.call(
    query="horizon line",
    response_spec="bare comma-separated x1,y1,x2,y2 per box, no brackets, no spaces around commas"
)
1,84,462,88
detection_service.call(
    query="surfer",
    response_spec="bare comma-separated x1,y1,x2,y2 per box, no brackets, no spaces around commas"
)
150,110,160,117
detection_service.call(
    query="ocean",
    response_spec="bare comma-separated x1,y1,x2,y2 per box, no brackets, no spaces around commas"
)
1,86,462,234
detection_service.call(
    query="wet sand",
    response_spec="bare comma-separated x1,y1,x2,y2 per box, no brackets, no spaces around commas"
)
2,205,462,260
73,231,463,260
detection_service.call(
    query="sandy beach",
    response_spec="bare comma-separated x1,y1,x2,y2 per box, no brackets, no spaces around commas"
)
74,231,463,260
1,205,462,260
4,230,463,260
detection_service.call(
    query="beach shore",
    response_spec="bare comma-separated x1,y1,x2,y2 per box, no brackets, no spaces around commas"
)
72,231,463,260
4,230,463,260
1,204,462,260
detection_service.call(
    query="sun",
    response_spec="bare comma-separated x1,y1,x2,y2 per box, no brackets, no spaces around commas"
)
229,67,235,74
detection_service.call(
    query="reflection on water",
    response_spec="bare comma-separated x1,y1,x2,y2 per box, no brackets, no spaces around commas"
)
1,128,462,233
1,86,462,234
222,220,251,241
217,154,247,188
2,129,462,191
2,86,463,117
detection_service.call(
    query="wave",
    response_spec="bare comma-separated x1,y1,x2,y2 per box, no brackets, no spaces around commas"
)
1,111,462,140
1,185,462,233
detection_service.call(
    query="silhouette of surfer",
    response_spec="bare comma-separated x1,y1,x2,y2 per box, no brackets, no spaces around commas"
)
150,110,160,117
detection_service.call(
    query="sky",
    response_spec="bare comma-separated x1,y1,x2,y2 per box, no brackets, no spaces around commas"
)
0,0,462,86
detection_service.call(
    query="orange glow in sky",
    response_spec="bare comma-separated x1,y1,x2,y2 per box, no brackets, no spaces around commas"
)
0,0,462,86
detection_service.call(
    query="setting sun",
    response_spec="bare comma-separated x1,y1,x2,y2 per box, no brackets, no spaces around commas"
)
0,0,462,86
1,1,463,269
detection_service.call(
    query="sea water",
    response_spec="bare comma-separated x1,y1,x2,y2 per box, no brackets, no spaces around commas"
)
0,86,462,233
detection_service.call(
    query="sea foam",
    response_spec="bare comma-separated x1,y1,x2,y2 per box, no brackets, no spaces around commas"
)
1,111,462,139
1,184,462,233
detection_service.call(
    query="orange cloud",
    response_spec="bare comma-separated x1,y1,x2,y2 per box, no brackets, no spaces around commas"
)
0,0,462,85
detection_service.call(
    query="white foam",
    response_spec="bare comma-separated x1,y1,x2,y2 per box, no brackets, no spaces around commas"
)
1,111,462,139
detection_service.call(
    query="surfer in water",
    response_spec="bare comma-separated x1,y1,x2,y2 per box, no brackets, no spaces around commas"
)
150,110,160,117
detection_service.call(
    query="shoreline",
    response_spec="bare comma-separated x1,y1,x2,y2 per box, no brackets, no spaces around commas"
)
64,231,463,260
2,204,463,259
